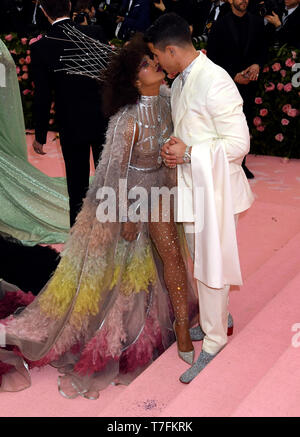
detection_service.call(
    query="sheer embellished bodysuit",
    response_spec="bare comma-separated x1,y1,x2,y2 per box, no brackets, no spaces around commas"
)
128,94,193,352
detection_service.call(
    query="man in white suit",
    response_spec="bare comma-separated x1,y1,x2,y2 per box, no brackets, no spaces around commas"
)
145,13,254,383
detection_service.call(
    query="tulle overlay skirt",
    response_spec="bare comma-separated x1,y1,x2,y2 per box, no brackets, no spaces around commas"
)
0,195,198,399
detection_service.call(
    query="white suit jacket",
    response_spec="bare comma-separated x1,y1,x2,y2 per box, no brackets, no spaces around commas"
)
171,52,254,288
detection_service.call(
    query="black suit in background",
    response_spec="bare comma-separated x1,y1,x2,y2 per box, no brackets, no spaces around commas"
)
150,0,195,24
192,0,231,42
207,11,267,125
0,0,50,35
207,11,267,178
266,5,300,49
30,19,108,226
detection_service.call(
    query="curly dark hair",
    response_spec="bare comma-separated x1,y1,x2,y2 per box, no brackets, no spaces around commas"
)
102,33,153,118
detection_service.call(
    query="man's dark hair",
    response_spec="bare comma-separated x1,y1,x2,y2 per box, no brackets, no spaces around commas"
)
144,13,192,50
74,0,93,12
40,0,71,20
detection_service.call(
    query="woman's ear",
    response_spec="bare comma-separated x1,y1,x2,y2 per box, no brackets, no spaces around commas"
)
135,79,142,91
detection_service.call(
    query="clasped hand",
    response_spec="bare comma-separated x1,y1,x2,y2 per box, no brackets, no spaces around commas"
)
235,64,260,85
161,136,187,168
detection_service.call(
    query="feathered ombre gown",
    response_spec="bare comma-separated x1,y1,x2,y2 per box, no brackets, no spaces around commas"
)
0,88,198,399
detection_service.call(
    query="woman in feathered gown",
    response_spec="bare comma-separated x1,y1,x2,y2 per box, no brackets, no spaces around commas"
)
0,35,198,399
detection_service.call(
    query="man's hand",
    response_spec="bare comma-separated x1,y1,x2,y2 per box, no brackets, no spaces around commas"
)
116,16,125,23
33,139,46,155
243,64,260,81
121,222,139,242
162,136,188,166
161,138,177,168
265,11,281,28
234,72,251,85
154,0,166,12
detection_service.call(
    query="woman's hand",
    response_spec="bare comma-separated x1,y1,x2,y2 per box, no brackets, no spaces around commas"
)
121,222,139,242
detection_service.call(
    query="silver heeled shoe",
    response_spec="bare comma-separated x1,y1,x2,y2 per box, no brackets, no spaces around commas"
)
173,321,195,365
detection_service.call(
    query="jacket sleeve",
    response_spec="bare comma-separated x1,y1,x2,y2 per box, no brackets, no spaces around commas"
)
30,42,52,145
207,21,237,79
206,73,250,166
252,17,268,69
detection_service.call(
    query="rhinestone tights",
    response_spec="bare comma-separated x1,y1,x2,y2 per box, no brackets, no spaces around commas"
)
149,217,193,352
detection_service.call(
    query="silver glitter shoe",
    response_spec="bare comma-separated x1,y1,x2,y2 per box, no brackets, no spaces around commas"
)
179,350,216,384
189,313,234,341
173,321,195,365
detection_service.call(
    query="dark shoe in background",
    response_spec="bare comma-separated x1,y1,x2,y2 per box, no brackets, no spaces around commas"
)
242,157,255,179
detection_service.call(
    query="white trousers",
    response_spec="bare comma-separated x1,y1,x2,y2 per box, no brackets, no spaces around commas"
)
184,215,239,355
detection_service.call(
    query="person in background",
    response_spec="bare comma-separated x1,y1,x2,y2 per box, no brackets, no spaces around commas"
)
73,0,110,40
265,0,300,48
192,0,231,44
207,0,268,179
115,0,151,41
0,0,49,35
95,0,123,39
31,0,108,227
151,0,195,26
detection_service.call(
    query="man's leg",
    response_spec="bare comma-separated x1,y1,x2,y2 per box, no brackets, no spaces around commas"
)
180,215,239,382
60,140,91,227
197,281,230,354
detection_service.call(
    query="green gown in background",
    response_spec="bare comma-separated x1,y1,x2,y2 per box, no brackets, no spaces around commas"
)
0,39,69,245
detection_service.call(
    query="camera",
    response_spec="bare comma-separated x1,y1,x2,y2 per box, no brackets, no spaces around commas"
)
258,0,282,17
74,11,91,25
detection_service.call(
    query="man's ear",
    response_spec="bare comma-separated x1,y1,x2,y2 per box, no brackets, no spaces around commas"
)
165,46,176,57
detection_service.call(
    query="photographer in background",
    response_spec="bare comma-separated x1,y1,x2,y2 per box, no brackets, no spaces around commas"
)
192,0,231,44
264,0,300,48
73,0,109,41
73,0,97,25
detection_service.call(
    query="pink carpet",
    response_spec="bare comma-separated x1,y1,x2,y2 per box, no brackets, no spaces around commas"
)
0,132,299,417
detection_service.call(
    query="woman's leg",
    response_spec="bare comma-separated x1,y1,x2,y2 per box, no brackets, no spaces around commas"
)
149,219,193,352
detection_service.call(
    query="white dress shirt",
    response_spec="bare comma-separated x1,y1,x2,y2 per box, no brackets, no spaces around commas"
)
180,54,200,88
52,17,70,26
